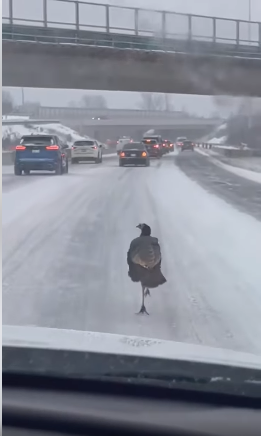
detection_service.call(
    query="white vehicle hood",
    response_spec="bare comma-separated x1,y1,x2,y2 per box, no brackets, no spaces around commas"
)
3,325,261,370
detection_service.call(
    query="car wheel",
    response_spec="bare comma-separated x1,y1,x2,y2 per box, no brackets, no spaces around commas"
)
65,160,69,173
24,169,30,175
119,160,124,167
14,166,22,176
55,162,62,175
100,154,103,163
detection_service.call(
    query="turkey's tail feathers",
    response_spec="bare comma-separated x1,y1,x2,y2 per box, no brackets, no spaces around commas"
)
128,262,167,288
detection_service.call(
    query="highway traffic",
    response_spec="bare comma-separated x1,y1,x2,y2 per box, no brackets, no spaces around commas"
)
3,150,261,355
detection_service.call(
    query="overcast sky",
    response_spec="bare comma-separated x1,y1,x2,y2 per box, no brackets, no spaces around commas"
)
3,0,261,116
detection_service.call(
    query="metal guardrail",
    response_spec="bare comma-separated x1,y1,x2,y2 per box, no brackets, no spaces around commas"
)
2,0,261,52
3,25,261,58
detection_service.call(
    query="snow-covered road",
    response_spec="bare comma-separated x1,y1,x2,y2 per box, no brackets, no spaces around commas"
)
2,154,261,355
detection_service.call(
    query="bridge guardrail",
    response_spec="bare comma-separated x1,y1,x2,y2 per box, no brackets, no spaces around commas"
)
2,24,261,58
2,0,261,56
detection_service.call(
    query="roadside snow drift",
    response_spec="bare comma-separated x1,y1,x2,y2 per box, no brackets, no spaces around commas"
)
2,121,107,148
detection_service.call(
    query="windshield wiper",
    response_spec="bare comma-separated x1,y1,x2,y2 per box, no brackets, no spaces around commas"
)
94,370,261,398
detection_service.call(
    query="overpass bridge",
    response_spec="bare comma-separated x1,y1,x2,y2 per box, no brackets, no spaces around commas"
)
2,0,261,96
9,105,220,140
67,117,220,142
17,105,221,124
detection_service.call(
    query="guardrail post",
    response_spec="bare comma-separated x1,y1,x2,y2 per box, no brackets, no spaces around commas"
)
213,17,216,44
43,0,47,27
162,11,166,38
236,20,240,46
135,9,139,36
9,0,13,25
188,15,192,41
75,1,80,31
105,5,110,33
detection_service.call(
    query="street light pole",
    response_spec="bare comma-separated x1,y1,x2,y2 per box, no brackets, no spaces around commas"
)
247,0,252,131
248,0,252,40
21,88,25,106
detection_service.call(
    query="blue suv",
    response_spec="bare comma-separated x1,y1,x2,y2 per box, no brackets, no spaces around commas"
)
15,134,69,176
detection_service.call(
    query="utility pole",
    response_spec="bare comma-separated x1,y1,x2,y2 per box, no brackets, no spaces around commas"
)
21,88,25,106
165,94,170,111
247,0,252,131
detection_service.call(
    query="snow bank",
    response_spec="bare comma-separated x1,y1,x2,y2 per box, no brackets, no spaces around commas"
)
195,148,261,184
2,115,30,121
200,122,228,145
2,121,108,148
207,136,227,145
214,159,261,184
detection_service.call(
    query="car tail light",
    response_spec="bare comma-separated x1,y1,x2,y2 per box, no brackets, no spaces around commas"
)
153,144,159,148
170,143,173,147
16,145,26,150
92,146,97,149
71,146,75,150
120,152,125,157
46,145,59,150
141,151,147,157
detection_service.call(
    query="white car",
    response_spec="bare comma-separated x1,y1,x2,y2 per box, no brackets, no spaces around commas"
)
71,140,103,164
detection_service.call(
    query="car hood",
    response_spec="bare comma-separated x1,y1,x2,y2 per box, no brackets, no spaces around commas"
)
3,325,261,370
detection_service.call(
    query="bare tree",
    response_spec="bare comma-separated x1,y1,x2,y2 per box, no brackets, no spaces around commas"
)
21,101,41,116
68,100,78,107
138,93,167,111
81,94,107,109
2,90,14,115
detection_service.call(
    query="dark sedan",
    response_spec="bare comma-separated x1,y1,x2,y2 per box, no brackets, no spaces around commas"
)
163,139,174,153
119,142,150,167
142,139,162,158
180,140,195,152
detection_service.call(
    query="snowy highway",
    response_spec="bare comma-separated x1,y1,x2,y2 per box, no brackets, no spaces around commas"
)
2,152,261,355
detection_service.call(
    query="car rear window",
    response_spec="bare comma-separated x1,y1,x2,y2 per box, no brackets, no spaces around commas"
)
142,139,158,145
20,136,54,145
74,141,95,146
123,143,144,150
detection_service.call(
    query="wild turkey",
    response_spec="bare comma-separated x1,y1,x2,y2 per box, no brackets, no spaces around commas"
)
127,223,167,315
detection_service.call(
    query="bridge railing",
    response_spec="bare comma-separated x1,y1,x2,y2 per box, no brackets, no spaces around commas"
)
2,0,261,47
